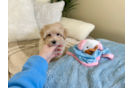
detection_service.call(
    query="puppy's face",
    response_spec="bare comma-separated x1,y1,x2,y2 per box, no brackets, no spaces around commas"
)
40,22,67,46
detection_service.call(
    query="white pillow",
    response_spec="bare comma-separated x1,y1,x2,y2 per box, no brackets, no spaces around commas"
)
34,0,50,3
8,0,40,43
60,17,95,41
34,1,65,30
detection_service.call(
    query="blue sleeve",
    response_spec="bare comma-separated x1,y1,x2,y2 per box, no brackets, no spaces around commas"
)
8,55,48,88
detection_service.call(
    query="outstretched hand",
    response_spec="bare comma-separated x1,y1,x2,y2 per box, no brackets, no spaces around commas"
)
39,45,63,63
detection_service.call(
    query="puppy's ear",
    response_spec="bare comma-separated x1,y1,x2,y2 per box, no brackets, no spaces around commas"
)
40,25,48,39
63,28,67,39
40,28,44,39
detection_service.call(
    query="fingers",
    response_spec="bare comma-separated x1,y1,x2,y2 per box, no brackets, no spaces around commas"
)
54,53,61,56
48,45,63,50
58,45,63,47
53,45,63,52
44,44,63,48
54,49,62,52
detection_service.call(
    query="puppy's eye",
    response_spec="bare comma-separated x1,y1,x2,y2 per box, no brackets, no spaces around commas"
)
87,47,88,48
57,33,60,36
47,34,51,36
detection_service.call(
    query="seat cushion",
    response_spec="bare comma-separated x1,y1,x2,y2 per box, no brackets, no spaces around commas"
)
8,36,93,79
8,39,39,76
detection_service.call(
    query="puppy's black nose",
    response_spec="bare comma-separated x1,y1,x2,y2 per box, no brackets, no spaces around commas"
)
52,41,56,44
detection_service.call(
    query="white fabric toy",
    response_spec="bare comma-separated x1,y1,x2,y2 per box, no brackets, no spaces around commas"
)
78,39,103,55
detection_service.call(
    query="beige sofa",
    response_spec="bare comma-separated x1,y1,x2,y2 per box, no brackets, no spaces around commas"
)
8,0,95,80
8,17,95,80
8,35,93,80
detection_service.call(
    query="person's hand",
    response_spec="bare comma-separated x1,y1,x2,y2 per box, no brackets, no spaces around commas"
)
39,45,63,63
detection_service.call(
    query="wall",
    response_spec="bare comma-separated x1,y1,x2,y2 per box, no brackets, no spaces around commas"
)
67,0,125,43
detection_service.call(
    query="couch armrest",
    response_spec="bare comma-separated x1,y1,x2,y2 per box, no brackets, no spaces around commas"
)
60,17,95,41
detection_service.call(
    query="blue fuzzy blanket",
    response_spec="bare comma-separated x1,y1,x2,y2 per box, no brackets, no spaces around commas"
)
44,38,125,88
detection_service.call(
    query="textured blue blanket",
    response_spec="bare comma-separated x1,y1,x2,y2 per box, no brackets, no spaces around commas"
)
44,38,125,88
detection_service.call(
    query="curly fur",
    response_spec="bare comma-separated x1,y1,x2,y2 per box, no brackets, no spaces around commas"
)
39,22,67,61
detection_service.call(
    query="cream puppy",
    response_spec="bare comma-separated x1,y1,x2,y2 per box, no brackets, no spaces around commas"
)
39,22,67,61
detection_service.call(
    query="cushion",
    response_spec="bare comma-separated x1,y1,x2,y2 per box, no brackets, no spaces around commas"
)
60,17,95,41
8,0,40,43
8,39,39,76
34,1,65,31
8,37,79,79
8,36,93,79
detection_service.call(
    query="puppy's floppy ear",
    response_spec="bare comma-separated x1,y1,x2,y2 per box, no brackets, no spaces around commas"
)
40,28,44,39
40,25,48,39
63,28,67,39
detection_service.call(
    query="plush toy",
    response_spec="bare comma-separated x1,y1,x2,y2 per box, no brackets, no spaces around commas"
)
66,39,114,67
77,39,102,55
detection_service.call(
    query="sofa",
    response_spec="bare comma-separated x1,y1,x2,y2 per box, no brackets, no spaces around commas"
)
8,0,95,80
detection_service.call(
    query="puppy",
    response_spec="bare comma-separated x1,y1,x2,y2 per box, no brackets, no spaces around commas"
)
39,22,67,61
